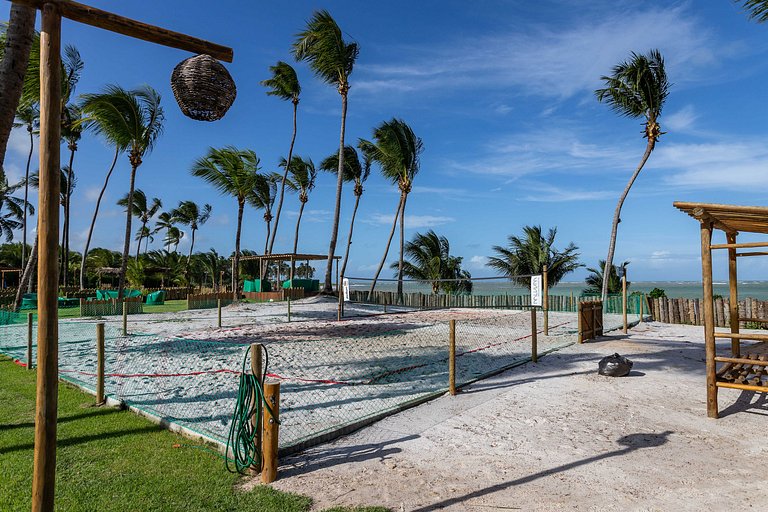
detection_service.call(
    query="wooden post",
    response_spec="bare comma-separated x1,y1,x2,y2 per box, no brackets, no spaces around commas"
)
261,380,280,484
622,272,628,334
727,232,740,357
27,312,33,370
640,293,645,322
287,296,291,322
542,265,548,335
122,299,127,336
96,322,105,405
449,319,456,395
250,343,263,473
530,309,538,362
700,221,718,418
32,4,62,510
577,302,583,344
217,298,222,328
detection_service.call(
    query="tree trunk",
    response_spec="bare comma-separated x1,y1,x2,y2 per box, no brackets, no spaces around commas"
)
117,162,139,299
186,227,196,286
367,193,404,299
80,147,119,290
397,192,408,300
291,200,306,279
601,137,655,303
340,192,361,281
61,147,75,286
22,125,33,269
233,199,244,300
136,220,147,261
323,90,348,294
268,100,298,254
0,4,36,175
13,234,37,311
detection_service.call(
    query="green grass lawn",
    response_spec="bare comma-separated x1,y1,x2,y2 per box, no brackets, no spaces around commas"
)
0,356,388,512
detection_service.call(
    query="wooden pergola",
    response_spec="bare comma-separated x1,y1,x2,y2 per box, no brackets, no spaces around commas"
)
0,266,22,288
675,202,768,418
236,253,341,288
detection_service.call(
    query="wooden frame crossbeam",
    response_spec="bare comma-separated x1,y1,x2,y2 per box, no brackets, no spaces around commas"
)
8,0,234,62
711,241,768,250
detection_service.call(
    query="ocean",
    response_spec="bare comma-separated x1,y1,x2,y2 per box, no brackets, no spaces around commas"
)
347,279,768,300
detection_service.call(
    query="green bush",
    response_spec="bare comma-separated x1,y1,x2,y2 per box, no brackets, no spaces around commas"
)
648,287,666,299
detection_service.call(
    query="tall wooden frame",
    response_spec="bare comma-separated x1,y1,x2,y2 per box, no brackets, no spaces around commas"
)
5,1,233,509
675,202,768,419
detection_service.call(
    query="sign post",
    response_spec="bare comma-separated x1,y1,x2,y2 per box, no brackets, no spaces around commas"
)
530,275,543,307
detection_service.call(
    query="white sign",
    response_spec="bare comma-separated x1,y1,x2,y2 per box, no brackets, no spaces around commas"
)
530,275,542,306
342,278,350,302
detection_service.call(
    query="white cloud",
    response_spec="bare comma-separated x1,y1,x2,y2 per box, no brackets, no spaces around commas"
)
520,184,616,202
84,186,102,202
366,213,455,229
469,255,487,269
356,6,722,99
664,105,698,133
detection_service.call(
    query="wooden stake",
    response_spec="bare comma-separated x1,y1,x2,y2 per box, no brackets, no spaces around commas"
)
622,273,628,334
32,5,61,510
727,232,740,357
217,298,222,328
639,293,644,322
700,221,718,418
250,343,262,474
530,309,538,362
449,319,456,395
122,299,127,336
542,265,548,335
261,380,280,484
27,312,33,370
96,322,105,405
287,296,291,322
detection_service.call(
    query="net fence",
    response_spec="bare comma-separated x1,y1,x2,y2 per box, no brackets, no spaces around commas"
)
0,302,636,454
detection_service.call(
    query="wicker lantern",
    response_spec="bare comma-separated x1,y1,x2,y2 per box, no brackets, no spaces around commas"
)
171,54,236,121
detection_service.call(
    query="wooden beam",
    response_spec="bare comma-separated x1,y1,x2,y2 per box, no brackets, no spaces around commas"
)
9,0,234,62
700,220,718,418
727,232,740,358
736,251,768,257
31,4,61,510
714,332,768,342
711,241,768,250
715,356,768,366
715,381,767,393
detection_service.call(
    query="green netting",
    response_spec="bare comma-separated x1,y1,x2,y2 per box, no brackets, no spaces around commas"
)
243,279,270,293
282,279,319,292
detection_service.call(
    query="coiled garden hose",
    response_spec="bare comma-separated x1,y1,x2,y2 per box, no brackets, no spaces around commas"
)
225,344,278,474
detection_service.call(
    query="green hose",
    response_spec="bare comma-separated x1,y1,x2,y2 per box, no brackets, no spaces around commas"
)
225,345,278,474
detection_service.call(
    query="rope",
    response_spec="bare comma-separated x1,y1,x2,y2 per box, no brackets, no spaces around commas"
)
224,344,279,474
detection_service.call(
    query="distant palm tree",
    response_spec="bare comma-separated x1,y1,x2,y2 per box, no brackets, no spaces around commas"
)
359,119,423,298
262,61,301,254
198,247,225,290
191,146,260,298
283,156,317,277
165,226,184,253
584,260,629,295
154,211,175,252
320,145,370,280
13,101,37,269
595,49,668,303
117,189,162,260
0,176,27,241
487,225,581,288
249,173,278,254
171,200,212,279
392,230,472,295
134,226,154,256
293,9,359,293
80,85,164,298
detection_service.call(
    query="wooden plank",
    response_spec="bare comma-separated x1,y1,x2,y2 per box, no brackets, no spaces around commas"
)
9,0,234,62
714,332,768,342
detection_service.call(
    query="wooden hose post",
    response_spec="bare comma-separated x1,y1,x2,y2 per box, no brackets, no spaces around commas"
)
261,380,280,484
250,343,263,473
96,322,105,405
700,221,718,418
217,298,222,328
531,309,538,362
27,312,33,370
449,319,456,395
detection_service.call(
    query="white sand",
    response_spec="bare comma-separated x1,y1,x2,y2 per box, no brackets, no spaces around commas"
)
268,321,768,511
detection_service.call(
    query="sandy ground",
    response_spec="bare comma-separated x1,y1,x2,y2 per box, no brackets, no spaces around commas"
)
268,321,768,511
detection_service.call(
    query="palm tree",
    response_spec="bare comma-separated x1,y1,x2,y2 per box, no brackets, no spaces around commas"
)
117,189,162,260
584,260,629,295
198,247,225,290
0,176,27,241
391,230,472,295
293,10,359,293
320,145,370,280
80,85,164,298
595,49,669,303
737,0,768,21
0,5,36,175
58,164,76,285
359,119,423,299
171,200,212,279
134,225,154,256
191,146,260,299
283,156,317,278
487,225,582,288
262,61,301,254
154,211,175,251
165,226,184,253
248,173,278,254
13,101,37,269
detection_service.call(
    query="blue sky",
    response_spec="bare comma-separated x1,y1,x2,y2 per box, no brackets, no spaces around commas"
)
5,0,768,282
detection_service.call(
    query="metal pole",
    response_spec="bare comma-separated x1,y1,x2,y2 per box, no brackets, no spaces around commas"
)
32,4,62,510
